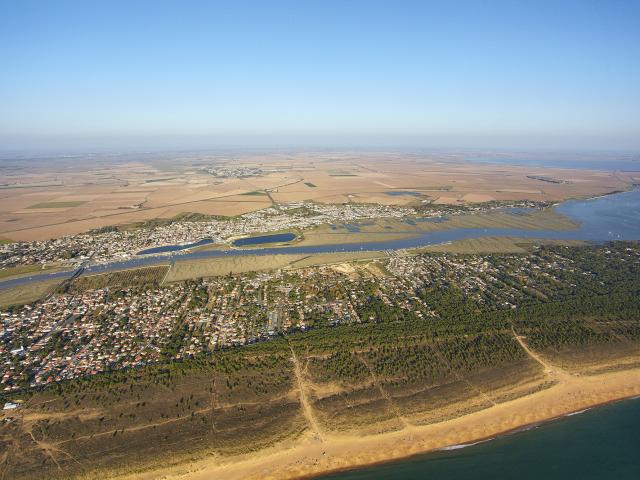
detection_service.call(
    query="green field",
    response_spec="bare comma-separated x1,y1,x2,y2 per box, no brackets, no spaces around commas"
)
59,265,170,293
0,264,66,280
304,182,317,187
27,201,86,209
241,190,267,196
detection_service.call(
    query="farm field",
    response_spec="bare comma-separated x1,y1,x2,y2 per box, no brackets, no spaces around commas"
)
415,236,586,254
0,278,62,309
164,251,386,282
61,265,170,293
0,152,634,241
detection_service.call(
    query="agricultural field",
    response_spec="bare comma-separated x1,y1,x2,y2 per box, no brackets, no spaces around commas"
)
0,152,633,241
164,251,387,281
0,278,62,309
26,201,86,209
60,265,170,293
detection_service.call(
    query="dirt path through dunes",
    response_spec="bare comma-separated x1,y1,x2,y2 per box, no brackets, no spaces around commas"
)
129,366,640,480
512,327,576,383
288,344,325,442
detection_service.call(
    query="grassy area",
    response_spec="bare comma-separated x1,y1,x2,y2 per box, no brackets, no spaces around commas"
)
304,182,317,187
297,209,578,248
241,190,267,196
0,264,67,280
298,230,417,246
60,265,170,293
166,254,308,281
165,251,389,281
190,242,231,252
415,236,586,254
0,278,62,309
282,206,321,217
144,177,177,183
27,201,86,209
287,251,387,269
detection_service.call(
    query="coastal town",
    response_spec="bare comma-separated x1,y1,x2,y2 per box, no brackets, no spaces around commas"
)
2,242,637,392
0,199,547,269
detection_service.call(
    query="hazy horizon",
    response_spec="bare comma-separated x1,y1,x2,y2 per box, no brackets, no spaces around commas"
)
2,0,639,152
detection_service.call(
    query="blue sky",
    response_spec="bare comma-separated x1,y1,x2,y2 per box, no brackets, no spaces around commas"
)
1,0,639,151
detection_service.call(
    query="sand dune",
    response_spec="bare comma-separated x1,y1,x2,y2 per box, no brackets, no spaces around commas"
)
122,363,640,480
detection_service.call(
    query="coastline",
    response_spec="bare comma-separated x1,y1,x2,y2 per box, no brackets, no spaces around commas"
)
299,394,640,480
119,365,640,480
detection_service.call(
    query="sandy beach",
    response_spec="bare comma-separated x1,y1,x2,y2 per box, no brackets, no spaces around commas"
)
122,359,640,480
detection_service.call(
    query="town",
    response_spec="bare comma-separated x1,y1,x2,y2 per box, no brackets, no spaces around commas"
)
0,199,547,269
2,242,637,392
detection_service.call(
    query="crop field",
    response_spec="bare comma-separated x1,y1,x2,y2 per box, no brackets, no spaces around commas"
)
0,153,632,241
0,278,62,309
26,201,86,209
60,265,170,293
164,251,389,282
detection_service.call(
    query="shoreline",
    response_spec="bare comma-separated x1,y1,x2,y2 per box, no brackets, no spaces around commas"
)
297,393,640,480
120,365,640,480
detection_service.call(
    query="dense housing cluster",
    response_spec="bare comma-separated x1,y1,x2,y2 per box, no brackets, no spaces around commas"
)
0,200,543,268
2,242,638,392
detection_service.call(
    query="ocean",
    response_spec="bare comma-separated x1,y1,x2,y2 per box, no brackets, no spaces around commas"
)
320,398,640,480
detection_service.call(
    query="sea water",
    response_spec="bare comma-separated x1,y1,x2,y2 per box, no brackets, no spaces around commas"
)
320,398,640,480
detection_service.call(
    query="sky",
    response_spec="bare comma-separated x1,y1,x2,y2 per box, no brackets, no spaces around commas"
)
1,0,639,152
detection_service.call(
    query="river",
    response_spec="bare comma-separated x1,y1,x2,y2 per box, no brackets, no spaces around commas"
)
2,188,640,290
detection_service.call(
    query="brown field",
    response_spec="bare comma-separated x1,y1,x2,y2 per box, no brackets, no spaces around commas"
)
415,236,587,254
61,266,170,293
164,251,387,282
0,278,62,309
0,152,634,241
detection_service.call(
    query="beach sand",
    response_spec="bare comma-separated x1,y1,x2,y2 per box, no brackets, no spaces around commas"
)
122,354,640,480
